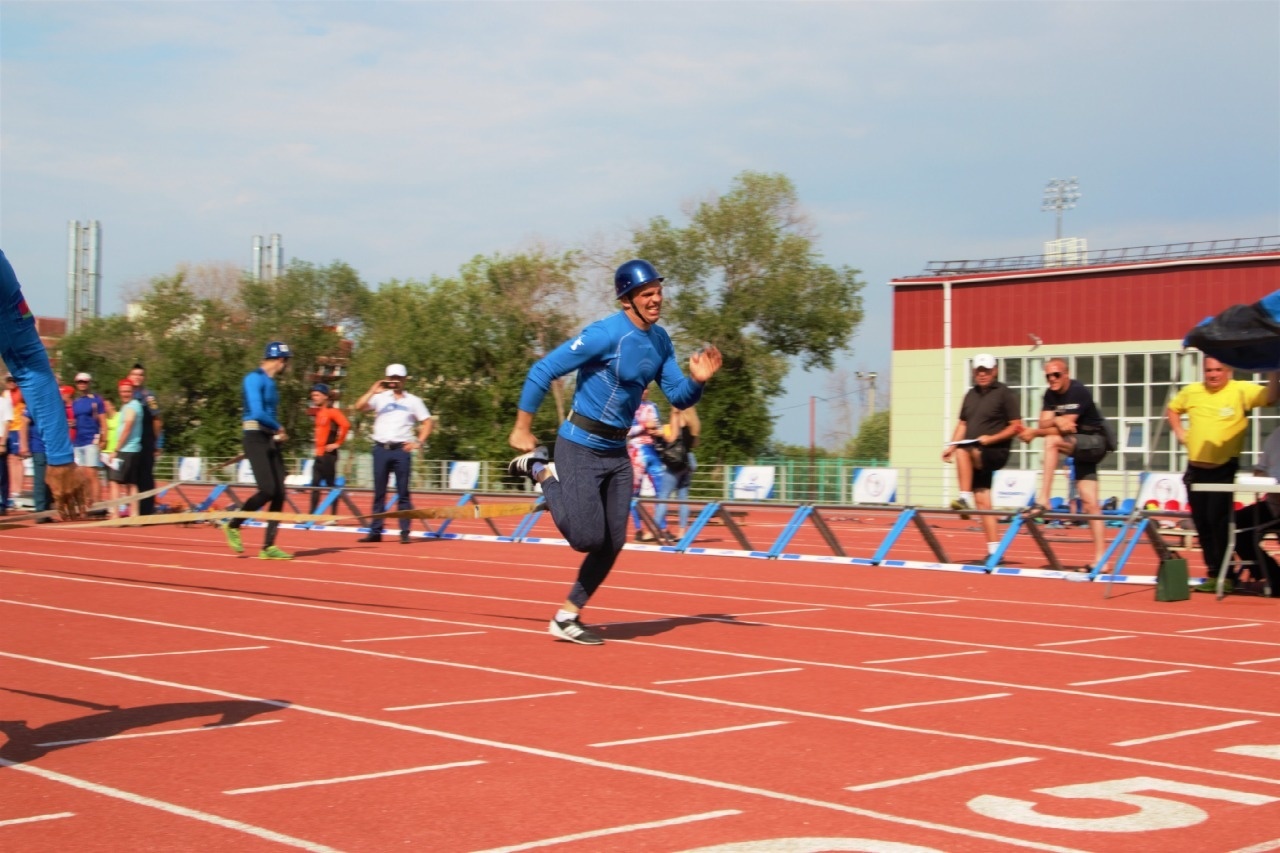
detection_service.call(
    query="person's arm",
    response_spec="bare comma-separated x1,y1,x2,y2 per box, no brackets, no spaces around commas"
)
355,380,387,412
1267,372,1280,406
942,419,967,461
982,417,1024,446
1166,406,1187,445
95,398,107,447
332,408,350,449
414,415,433,447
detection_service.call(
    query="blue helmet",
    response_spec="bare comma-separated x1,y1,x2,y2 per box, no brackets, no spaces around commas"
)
264,341,292,359
614,260,664,300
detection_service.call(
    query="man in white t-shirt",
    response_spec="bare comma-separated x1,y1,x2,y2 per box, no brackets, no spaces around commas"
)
354,363,433,544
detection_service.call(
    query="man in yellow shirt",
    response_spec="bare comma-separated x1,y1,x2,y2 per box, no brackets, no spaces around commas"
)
1167,357,1279,590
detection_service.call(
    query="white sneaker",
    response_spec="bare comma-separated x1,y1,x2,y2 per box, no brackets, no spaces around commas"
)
549,616,603,645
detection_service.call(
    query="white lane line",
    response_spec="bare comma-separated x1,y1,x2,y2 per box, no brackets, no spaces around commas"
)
1,759,338,852
1178,623,1264,634
0,649,1185,852
1219,745,1280,760
1237,656,1280,665
38,719,281,748
653,668,803,685
385,691,576,711
1112,720,1258,747
470,809,743,853
0,812,75,828
1070,669,1189,687
92,645,269,660
224,760,485,795
868,599,959,608
1230,839,1280,853
734,608,826,616
590,721,788,748
861,693,1010,714
846,757,1039,792
864,650,988,664
1037,635,1136,647
343,632,485,643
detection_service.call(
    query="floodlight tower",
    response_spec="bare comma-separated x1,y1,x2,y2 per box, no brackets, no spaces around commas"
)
1041,177,1081,240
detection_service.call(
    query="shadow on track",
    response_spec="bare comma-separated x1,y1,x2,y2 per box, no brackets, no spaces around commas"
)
596,612,760,640
0,687,290,764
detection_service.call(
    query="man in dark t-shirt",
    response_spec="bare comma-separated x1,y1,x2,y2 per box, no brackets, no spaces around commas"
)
1019,357,1110,569
944,354,1023,557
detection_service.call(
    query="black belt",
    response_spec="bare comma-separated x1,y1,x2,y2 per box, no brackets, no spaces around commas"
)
375,441,407,450
569,411,629,442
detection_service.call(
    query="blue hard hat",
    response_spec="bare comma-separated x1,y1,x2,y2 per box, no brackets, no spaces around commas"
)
264,341,292,359
614,260,664,300
311,383,331,395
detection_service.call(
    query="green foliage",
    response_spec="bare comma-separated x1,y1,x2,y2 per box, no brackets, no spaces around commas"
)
846,409,891,461
348,250,583,459
632,171,865,464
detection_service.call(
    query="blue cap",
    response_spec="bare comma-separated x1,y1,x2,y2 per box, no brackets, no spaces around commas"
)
264,341,291,359
311,383,331,395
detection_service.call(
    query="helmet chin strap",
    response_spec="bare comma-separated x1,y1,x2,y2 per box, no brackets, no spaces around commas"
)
623,296,653,329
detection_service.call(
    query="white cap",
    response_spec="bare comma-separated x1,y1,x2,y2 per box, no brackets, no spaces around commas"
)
75,372,92,382
385,363,407,377
973,354,997,370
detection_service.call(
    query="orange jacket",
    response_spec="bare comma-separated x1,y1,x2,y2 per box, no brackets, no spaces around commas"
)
313,405,350,456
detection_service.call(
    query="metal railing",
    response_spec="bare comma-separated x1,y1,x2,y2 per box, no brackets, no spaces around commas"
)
903,235,1280,278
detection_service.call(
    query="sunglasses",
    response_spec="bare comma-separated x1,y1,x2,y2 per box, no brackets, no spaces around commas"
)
1045,372,1063,380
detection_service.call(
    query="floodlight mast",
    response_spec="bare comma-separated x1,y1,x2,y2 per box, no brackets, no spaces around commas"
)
1041,177,1081,240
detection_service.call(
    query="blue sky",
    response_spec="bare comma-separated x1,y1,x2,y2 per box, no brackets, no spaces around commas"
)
2,1,1277,447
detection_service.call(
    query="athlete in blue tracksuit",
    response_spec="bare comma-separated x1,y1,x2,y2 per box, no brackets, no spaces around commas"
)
0,249,90,518
508,260,722,645
221,342,293,559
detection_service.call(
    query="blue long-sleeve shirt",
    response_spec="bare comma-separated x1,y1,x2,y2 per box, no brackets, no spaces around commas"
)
241,367,281,432
0,250,74,465
518,311,704,451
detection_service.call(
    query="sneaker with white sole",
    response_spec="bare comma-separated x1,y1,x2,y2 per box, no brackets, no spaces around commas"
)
549,615,603,645
508,446,549,483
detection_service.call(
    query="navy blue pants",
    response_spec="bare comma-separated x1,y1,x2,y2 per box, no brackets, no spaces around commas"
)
371,446,413,533
541,436,632,609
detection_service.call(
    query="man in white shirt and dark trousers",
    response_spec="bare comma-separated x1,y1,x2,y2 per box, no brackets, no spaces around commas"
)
355,364,433,544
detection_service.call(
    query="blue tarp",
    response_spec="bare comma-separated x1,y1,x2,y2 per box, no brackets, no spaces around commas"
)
1184,290,1280,370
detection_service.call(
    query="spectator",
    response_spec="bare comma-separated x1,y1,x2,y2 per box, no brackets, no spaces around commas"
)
103,379,143,519
126,364,164,516
656,405,700,540
308,383,350,513
1167,356,1279,592
354,364,433,545
71,372,108,506
944,354,1023,557
60,384,76,445
21,407,51,520
1231,424,1280,595
1019,357,1112,571
219,342,295,560
627,386,672,543
4,375,20,510
0,379,10,514
506,259,721,646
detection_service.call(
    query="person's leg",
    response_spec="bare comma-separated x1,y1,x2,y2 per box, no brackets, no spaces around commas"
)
676,470,692,535
369,447,389,535
0,447,8,513
230,434,272,529
309,454,328,514
1233,502,1279,585
31,452,48,511
136,450,156,516
1191,463,1238,580
261,443,288,549
1036,436,1068,508
392,449,413,535
1075,478,1105,566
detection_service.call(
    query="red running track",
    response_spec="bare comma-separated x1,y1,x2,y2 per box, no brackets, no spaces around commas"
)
1,519,1279,852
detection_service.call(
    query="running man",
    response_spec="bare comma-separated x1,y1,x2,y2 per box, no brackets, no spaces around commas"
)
507,259,722,645
221,342,293,559
0,249,91,518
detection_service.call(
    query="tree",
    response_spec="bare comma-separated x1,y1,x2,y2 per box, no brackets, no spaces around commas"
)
631,171,864,463
847,409,891,462
348,250,584,460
